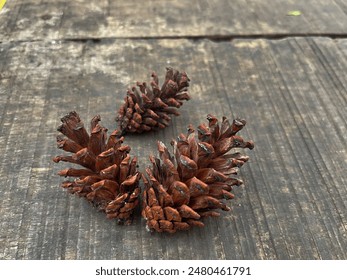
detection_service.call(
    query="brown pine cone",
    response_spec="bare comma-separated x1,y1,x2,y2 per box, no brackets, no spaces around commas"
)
53,111,141,225
117,67,190,134
142,114,254,233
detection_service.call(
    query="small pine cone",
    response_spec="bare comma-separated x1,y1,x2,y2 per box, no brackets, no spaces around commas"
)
142,114,254,233
53,111,141,225
117,67,190,133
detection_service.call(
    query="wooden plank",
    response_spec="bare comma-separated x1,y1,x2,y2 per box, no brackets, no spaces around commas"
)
1,0,347,42
0,37,346,259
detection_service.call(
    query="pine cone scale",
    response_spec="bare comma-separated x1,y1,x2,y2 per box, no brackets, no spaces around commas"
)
58,111,90,147
186,177,209,197
177,205,200,219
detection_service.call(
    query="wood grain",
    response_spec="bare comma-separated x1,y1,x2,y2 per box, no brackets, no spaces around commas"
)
1,0,347,41
0,37,346,259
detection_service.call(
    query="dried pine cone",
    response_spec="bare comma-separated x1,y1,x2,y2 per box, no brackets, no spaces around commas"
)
53,111,141,225
117,67,190,133
142,114,254,233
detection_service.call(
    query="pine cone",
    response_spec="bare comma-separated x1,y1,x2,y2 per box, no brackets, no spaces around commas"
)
142,114,254,233
53,111,141,225
117,67,190,133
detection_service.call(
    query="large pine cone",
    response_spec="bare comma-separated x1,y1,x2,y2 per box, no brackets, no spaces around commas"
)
53,111,141,225
117,67,190,133
142,114,254,233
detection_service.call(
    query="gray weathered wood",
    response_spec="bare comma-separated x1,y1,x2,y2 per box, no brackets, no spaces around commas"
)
1,0,347,42
0,37,346,259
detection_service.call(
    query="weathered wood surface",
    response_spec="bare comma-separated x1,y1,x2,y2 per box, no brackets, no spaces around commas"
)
1,0,347,41
0,37,346,259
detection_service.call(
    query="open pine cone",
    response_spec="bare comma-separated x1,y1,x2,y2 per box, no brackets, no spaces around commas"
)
142,114,254,233
53,111,141,225
117,67,190,134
